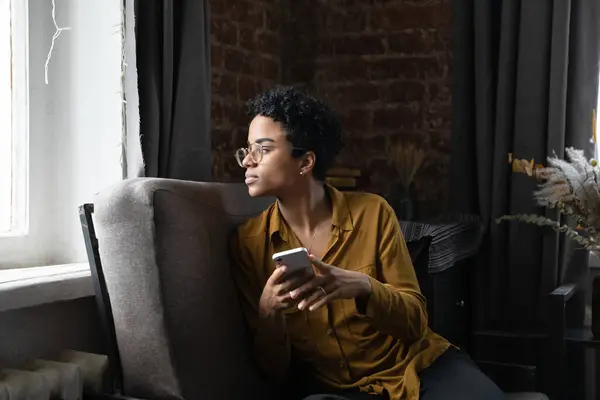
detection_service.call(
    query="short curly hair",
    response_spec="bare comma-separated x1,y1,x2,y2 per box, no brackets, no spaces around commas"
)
246,86,344,181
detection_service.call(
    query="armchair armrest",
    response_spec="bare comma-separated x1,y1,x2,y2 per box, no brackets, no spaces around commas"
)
547,283,581,400
549,283,578,302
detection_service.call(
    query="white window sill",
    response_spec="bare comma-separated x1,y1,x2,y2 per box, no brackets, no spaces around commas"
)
0,263,94,312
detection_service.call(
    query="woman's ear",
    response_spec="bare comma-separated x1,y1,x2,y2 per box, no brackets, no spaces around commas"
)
300,151,317,175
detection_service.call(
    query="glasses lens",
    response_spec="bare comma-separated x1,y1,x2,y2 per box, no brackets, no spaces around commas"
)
249,144,263,164
235,148,247,168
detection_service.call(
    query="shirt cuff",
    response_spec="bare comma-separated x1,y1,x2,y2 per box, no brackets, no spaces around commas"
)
355,276,388,320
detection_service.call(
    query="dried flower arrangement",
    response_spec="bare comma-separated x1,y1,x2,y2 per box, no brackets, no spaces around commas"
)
497,147,600,250
386,142,426,189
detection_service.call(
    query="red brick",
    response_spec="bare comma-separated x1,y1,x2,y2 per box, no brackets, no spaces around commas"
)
372,105,422,131
426,104,451,129
351,136,390,158
430,83,451,103
370,4,452,31
387,30,443,54
333,35,385,56
331,84,380,106
221,103,249,126
429,129,451,152
230,1,263,27
256,31,279,55
238,76,259,100
211,72,237,98
212,128,235,150
209,0,227,16
211,101,223,123
238,26,255,50
386,81,426,102
211,18,237,46
260,57,280,80
289,61,316,83
341,109,372,134
367,56,442,80
364,157,397,183
240,57,259,75
326,9,368,34
317,37,334,56
224,48,246,73
211,43,224,69
227,1,249,21
322,58,369,81
287,35,317,60
264,7,281,31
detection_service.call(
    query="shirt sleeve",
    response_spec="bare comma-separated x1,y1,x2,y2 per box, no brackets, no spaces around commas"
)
229,231,291,383
358,202,429,342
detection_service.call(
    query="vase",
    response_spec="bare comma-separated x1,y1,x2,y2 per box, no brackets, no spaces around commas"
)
387,184,417,221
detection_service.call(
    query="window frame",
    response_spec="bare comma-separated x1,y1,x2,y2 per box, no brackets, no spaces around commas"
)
0,0,29,238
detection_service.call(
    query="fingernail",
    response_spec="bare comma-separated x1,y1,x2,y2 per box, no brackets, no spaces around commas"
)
290,291,296,299
298,301,304,310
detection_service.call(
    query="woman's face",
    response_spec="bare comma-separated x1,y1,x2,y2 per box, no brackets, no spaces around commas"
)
242,115,306,197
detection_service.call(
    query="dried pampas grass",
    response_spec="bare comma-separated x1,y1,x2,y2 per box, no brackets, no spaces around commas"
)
387,142,426,188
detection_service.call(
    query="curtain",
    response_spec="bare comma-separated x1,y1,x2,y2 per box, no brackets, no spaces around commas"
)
452,0,600,330
134,0,212,181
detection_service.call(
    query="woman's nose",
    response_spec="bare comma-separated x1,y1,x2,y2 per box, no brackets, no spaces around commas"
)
242,152,255,168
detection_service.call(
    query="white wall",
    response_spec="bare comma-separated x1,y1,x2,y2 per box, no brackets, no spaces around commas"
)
0,0,123,268
0,297,103,368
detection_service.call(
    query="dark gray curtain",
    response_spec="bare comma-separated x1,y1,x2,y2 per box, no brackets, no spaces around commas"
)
452,0,600,330
135,1,212,181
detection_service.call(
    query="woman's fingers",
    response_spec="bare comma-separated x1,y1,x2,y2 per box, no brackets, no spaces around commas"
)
308,289,341,311
289,275,324,300
297,288,323,310
274,268,313,295
267,265,287,286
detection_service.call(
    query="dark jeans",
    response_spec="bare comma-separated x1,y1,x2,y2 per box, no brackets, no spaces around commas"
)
301,347,504,400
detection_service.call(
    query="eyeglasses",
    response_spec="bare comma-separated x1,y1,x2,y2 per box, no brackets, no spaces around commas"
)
235,143,306,167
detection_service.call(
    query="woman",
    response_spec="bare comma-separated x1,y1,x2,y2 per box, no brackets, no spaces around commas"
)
230,86,503,400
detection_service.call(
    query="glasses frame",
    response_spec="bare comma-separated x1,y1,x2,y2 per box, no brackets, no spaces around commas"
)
235,142,306,167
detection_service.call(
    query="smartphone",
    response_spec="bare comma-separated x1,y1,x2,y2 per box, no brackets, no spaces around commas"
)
272,247,314,274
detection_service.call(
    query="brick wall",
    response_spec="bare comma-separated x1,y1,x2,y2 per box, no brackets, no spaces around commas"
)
210,0,281,181
211,0,452,217
283,1,452,217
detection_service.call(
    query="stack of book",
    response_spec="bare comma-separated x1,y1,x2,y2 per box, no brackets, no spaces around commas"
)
325,167,362,191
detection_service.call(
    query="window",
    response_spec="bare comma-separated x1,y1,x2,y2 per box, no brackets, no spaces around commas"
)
0,0,123,269
0,0,28,237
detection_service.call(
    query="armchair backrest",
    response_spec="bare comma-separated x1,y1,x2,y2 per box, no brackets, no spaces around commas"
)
93,178,274,399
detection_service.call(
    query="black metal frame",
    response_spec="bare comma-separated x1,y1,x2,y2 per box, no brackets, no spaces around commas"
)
547,283,600,400
547,283,576,400
79,204,125,395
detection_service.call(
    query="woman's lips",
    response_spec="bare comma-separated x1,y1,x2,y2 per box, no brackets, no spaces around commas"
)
245,176,258,185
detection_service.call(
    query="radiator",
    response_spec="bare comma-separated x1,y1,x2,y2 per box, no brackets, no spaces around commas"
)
0,350,109,400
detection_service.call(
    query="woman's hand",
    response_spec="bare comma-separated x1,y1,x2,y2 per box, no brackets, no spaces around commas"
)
290,254,372,312
258,265,314,318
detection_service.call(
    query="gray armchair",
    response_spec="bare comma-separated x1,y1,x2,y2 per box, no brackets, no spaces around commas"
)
81,178,275,399
81,178,547,400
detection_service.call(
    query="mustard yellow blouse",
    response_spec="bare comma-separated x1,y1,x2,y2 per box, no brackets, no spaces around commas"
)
230,185,450,399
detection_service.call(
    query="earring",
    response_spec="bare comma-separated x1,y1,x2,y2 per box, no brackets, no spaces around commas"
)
300,171,304,176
